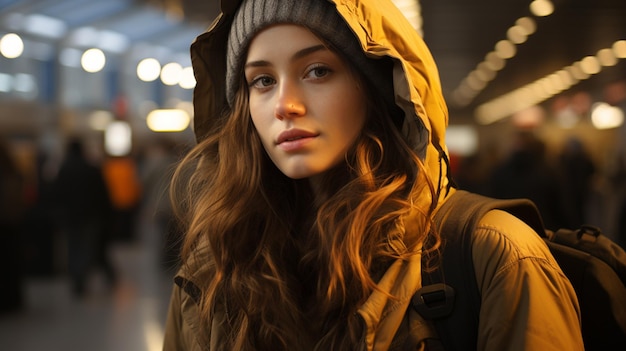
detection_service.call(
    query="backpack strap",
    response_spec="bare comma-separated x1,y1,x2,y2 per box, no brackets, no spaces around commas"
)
412,190,544,350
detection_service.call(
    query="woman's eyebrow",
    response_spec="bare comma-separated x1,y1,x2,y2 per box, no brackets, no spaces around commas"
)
245,44,328,69
291,44,327,61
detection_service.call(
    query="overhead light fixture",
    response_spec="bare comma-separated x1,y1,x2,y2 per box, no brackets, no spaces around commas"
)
24,13,67,39
591,103,624,130
160,62,182,86
81,48,106,73
475,40,626,125
0,33,24,59
137,58,161,82
529,0,554,17
146,109,190,132
105,121,132,156
179,66,196,89
445,125,478,156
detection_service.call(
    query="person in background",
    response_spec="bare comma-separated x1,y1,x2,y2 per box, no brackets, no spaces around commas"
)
557,137,596,228
163,1,583,350
102,154,142,243
0,137,26,313
486,131,567,231
53,138,115,296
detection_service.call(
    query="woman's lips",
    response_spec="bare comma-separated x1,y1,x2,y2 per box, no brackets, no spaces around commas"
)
276,129,319,151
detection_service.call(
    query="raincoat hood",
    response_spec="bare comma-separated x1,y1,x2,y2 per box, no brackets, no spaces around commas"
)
190,0,452,200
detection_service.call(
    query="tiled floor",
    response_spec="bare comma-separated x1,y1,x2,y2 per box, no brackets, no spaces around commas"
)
0,217,176,351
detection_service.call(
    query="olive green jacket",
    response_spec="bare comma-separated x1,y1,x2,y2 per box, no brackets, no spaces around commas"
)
163,0,583,349
163,199,584,350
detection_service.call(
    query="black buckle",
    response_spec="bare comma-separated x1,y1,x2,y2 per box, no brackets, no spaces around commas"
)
411,283,455,319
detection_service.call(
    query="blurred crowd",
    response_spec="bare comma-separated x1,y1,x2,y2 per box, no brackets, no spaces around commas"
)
455,140,626,251
0,134,185,314
1,82,626,315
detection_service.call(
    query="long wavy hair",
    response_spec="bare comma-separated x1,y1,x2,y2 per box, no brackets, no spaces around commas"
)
170,49,439,350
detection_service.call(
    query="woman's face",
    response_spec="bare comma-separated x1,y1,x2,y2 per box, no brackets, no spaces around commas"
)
245,24,367,180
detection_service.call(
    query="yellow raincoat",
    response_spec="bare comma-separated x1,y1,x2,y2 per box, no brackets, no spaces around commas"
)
163,0,583,350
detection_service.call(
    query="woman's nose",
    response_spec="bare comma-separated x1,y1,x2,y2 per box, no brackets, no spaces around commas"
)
274,83,306,119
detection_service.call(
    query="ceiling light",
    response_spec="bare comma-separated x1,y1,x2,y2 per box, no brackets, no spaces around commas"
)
137,58,161,82
530,0,554,17
146,109,190,132
579,56,601,75
0,33,24,59
81,48,106,73
494,40,516,59
591,103,624,129
105,121,132,156
24,13,67,39
179,66,196,89
160,62,182,86
507,26,528,44
613,40,626,58
445,125,478,156
515,17,536,35
596,48,618,67
484,52,506,71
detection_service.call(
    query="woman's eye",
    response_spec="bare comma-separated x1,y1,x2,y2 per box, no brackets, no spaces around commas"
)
306,65,331,79
249,75,275,89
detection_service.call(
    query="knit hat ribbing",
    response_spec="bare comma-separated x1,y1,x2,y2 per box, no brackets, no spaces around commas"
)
225,0,395,109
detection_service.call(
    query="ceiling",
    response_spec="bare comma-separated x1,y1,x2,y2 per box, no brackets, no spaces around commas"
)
419,0,626,120
1,0,625,123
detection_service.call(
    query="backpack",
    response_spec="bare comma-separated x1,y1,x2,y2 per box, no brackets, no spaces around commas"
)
412,190,626,351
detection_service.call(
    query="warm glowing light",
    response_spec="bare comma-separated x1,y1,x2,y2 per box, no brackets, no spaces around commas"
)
146,109,190,132
179,66,196,89
530,0,554,17
0,33,24,59
515,17,536,36
579,56,601,75
160,62,182,86
596,48,618,67
494,40,516,59
484,52,506,71
137,58,161,82
613,40,626,58
105,121,132,156
507,26,528,44
591,103,624,129
566,64,589,81
446,125,478,156
476,63,497,81
81,48,106,73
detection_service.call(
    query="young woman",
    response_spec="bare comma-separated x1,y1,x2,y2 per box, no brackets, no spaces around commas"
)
163,0,584,350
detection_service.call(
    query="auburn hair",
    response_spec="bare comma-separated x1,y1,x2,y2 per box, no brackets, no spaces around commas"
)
170,52,439,350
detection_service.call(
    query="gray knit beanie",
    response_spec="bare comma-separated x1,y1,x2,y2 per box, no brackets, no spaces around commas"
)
225,0,395,110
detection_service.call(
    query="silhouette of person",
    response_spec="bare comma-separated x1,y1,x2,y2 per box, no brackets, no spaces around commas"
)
0,138,26,312
486,131,566,230
53,138,115,296
557,137,595,228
